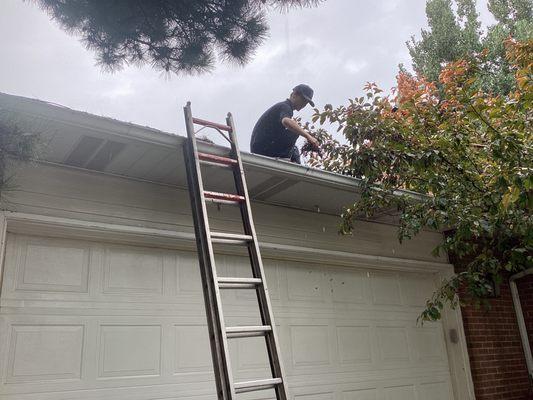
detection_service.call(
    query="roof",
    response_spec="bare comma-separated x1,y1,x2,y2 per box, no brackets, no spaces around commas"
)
0,91,406,217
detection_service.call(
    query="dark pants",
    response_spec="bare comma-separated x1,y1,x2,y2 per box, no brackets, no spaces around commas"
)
288,146,301,164
251,145,301,164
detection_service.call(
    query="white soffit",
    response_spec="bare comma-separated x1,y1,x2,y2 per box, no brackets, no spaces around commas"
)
0,92,406,215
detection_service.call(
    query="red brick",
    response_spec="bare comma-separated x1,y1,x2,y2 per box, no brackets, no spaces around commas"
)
451,252,533,399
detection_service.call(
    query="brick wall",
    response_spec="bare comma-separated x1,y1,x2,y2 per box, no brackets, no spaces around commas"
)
451,253,533,399
460,278,532,399
450,254,533,400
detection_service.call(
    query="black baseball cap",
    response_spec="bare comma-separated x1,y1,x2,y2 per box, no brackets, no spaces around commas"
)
293,84,315,107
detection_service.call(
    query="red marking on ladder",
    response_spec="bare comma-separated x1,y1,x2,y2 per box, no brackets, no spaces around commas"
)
193,117,232,132
204,191,245,202
198,152,238,165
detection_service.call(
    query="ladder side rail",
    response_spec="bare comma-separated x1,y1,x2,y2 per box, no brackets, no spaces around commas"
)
226,113,289,400
184,103,235,399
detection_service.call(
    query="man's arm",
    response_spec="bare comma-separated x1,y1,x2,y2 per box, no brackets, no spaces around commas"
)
281,117,319,148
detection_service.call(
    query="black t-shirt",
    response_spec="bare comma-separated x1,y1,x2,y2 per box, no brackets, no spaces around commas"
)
250,99,299,158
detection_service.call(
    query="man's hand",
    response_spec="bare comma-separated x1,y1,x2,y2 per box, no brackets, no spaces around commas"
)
306,135,320,151
282,117,316,143
282,117,321,154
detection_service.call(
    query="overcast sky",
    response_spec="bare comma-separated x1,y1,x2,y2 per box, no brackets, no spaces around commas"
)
0,0,496,150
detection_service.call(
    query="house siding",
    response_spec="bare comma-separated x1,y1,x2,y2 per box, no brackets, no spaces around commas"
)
2,162,448,264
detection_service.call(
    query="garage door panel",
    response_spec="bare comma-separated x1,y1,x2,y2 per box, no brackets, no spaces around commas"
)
103,248,164,295
289,324,331,369
0,233,455,399
399,273,437,307
411,326,447,363
329,269,366,304
5,235,91,295
0,316,91,395
336,325,372,366
6,324,84,384
370,272,401,306
286,264,327,303
176,252,203,295
419,381,452,400
99,245,181,300
233,336,270,373
273,316,451,387
2,236,185,304
97,324,161,378
376,326,410,363
173,324,212,374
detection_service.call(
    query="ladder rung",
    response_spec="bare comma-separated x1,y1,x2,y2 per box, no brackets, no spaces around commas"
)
204,197,242,206
234,378,283,394
198,152,238,166
198,160,233,170
211,238,251,245
192,117,232,132
204,191,245,203
211,232,253,245
211,232,252,240
218,277,262,289
226,325,272,338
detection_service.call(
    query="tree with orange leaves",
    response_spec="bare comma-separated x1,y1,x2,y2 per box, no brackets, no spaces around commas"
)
306,39,532,322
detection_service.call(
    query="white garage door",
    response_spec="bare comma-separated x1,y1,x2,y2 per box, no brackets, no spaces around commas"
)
0,233,454,399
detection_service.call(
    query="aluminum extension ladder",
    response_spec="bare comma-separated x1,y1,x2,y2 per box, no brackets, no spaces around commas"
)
182,102,289,399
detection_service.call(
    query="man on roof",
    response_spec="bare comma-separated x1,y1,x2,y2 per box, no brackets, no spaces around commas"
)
250,84,320,164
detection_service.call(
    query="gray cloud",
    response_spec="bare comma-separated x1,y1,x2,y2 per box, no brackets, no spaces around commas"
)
1,0,495,150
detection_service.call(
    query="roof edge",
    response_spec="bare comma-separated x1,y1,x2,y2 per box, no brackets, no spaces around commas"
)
0,91,426,199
